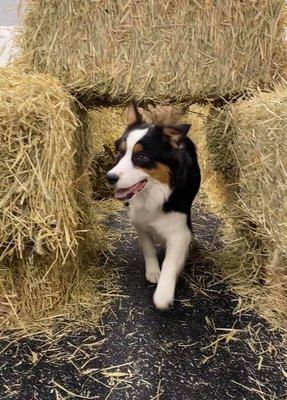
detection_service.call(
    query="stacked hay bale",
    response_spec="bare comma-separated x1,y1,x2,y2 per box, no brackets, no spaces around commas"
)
17,0,286,106
200,89,287,327
89,108,125,200
0,68,111,330
184,105,212,209
0,68,78,261
17,0,287,200
0,67,76,326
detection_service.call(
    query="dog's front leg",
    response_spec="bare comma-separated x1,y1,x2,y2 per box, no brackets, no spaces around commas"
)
153,229,192,310
136,226,160,284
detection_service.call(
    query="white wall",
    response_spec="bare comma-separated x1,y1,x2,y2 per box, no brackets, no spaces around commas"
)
0,26,15,66
0,0,20,26
0,0,20,66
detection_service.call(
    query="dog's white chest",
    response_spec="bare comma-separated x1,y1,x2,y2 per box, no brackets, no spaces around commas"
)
128,180,171,225
127,179,189,241
128,199,161,227
129,204,189,243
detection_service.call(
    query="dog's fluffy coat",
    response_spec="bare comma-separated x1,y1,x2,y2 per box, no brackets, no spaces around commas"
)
107,103,201,309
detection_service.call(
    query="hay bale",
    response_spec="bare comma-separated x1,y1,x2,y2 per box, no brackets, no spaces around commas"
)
140,105,188,125
0,67,79,261
227,91,287,253
0,200,116,331
180,104,234,215
89,108,125,200
205,89,287,328
0,68,117,331
17,0,287,106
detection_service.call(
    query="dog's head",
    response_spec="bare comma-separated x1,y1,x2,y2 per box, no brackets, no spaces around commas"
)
106,102,191,202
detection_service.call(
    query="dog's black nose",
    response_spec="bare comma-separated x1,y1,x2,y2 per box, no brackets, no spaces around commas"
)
106,172,119,185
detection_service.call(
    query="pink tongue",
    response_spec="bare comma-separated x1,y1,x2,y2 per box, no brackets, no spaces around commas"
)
115,181,146,200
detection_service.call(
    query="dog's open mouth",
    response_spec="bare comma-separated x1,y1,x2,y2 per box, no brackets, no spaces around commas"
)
114,179,147,201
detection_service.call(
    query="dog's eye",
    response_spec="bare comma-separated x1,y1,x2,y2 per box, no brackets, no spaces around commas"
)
135,152,149,162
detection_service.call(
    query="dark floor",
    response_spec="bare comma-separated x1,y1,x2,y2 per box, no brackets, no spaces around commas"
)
0,209,286,400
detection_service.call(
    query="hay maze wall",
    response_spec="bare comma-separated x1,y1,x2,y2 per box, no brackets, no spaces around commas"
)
0,68,114,330
1,0,287,331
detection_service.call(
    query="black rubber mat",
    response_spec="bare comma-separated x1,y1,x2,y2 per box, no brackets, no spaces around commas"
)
1,209,286,400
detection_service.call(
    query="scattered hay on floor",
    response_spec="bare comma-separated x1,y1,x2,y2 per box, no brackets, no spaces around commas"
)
17,0,287,106
203,87,287,330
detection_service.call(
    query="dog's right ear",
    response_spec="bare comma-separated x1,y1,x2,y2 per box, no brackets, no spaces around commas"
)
162,124,191,148
126,101,143,126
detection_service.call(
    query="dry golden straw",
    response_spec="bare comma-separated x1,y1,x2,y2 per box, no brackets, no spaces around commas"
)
0,67,79,262
204,87,287,329
0,68,119,332
17,0,287,106
89,107,126,200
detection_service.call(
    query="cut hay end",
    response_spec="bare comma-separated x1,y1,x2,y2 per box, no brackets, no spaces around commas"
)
0,66,79,261
0,68,121,333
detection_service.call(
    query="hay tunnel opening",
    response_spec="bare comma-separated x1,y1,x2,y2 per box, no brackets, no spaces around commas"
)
87,98,287,333
1,77,287,334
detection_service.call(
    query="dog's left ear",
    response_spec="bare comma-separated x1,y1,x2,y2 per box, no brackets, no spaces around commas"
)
163,124,191,147
126,101,143,126
177,124,191,136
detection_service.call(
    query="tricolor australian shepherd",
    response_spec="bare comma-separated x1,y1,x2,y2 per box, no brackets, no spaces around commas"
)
107,103,201,310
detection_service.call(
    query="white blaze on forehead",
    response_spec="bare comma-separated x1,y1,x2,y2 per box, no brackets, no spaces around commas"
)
126,127,148,153
110,128,148,175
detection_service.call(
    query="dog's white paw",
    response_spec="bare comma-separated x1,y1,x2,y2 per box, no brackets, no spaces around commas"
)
153,283,174,310
145,268,160,284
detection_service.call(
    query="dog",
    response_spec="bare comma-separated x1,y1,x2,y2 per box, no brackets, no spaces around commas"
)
107,103,201,310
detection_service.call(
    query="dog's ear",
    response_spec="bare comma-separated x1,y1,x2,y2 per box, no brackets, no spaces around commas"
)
163,124,191,147
126,101,143,126
176,124,191,136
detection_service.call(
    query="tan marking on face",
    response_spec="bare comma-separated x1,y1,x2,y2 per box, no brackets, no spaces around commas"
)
133,143,144,153
143,162,171,184
119,141,126,152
